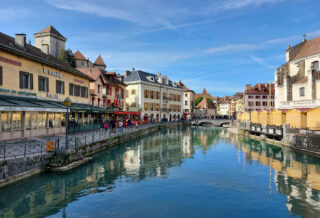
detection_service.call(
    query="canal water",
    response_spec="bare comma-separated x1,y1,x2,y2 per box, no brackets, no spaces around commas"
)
1,127,320,218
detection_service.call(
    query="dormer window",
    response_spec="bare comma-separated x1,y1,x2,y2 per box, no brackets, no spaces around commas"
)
147,76,154,82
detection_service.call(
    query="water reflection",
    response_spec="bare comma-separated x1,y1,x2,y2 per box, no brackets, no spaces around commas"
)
220,129,320,217
0,127,319,217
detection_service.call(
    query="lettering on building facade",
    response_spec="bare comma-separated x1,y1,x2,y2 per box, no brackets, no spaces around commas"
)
43,68,62,78
0,56,22,66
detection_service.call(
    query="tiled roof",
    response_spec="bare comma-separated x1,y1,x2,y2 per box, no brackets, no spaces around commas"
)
195,97,215,109
74,50,87,61
94,55,106,66
294,77,308,84
0,32,93,81
245,83,275,95
124,70,183,89
289,36,320,61
77,68,102,81
34,25,66,40
195,88,214,99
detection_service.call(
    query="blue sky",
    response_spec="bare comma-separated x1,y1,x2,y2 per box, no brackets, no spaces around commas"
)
1,0,320,96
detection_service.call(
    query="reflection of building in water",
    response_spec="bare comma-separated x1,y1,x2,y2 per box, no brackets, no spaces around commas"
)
191,127,219,154
183,128,192,158
235,137,320,217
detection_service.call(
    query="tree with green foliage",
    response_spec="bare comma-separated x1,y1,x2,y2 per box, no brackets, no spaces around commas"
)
194,96,203,106
206,97,213,105
58,48,76,67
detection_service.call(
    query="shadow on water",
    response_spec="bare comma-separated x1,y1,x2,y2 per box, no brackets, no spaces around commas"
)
0,127,319,217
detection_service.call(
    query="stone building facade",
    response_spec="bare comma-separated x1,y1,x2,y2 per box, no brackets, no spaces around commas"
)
275,35,320,109
34,25,66,58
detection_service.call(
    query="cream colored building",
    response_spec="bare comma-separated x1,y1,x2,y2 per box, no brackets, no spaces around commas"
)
124,70,184,121
177,81,195,119
275,35,320,109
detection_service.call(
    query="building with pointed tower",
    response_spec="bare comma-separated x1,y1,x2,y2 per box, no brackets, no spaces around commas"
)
94,55,106,71
74,50,93,68
34,25,66,58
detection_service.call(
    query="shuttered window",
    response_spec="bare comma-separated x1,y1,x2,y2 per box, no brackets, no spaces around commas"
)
20,71,33,90
0,66,2,86
56,80,65,94
69,83,74,96
38,76,49,92
75,85,80,97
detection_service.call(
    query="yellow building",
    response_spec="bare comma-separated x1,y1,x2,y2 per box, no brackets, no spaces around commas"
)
259,110,270,125
251,110,259,124
270,109,287,126
285,109,308,129
306,108,320,130
0,30,96,140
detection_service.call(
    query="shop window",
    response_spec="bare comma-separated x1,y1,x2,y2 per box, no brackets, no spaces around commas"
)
12,112,22,131
107,100,111,106
55,113,62,127
25,112,32,130
48,113,54,128
38,112,47,128
1,112,12,131
20,71,33,90
56,80,65,94
299,87,305,97
38,76,49,92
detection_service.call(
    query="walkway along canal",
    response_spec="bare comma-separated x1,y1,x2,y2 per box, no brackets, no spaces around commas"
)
0,122,185,187
1,127,320,217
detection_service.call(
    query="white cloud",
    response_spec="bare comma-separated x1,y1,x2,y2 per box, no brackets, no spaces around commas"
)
209,0,285,11
45,0,288,29
249,55,275,70
0,8,31,21
205,44,257,54
205,29,320,54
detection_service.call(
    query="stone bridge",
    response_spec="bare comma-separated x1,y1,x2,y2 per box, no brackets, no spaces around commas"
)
191,119,232,127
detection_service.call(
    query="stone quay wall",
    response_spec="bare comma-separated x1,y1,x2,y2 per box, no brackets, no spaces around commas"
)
0,123,185,187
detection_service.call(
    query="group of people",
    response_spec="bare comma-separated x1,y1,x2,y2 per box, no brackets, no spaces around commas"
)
100,119,139,133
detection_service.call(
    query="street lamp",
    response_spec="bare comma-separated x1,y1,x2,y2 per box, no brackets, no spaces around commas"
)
64,97,72,150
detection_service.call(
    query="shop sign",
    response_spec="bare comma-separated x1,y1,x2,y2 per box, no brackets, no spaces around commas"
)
47,93,59,99
43,68,62,78
74,79,84,84
0,88,37,96
0,56,22,66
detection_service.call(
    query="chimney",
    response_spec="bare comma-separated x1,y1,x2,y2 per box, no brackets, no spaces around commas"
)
125,70,130,77
245,84,251,90
15,34,26,48
303,33,307,42
88,65,92,74
258,83,261,90
157,72,161,77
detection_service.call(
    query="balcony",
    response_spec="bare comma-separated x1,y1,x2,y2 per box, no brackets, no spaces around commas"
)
280,99,319,108
162,96,171,101
161,108,171,112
